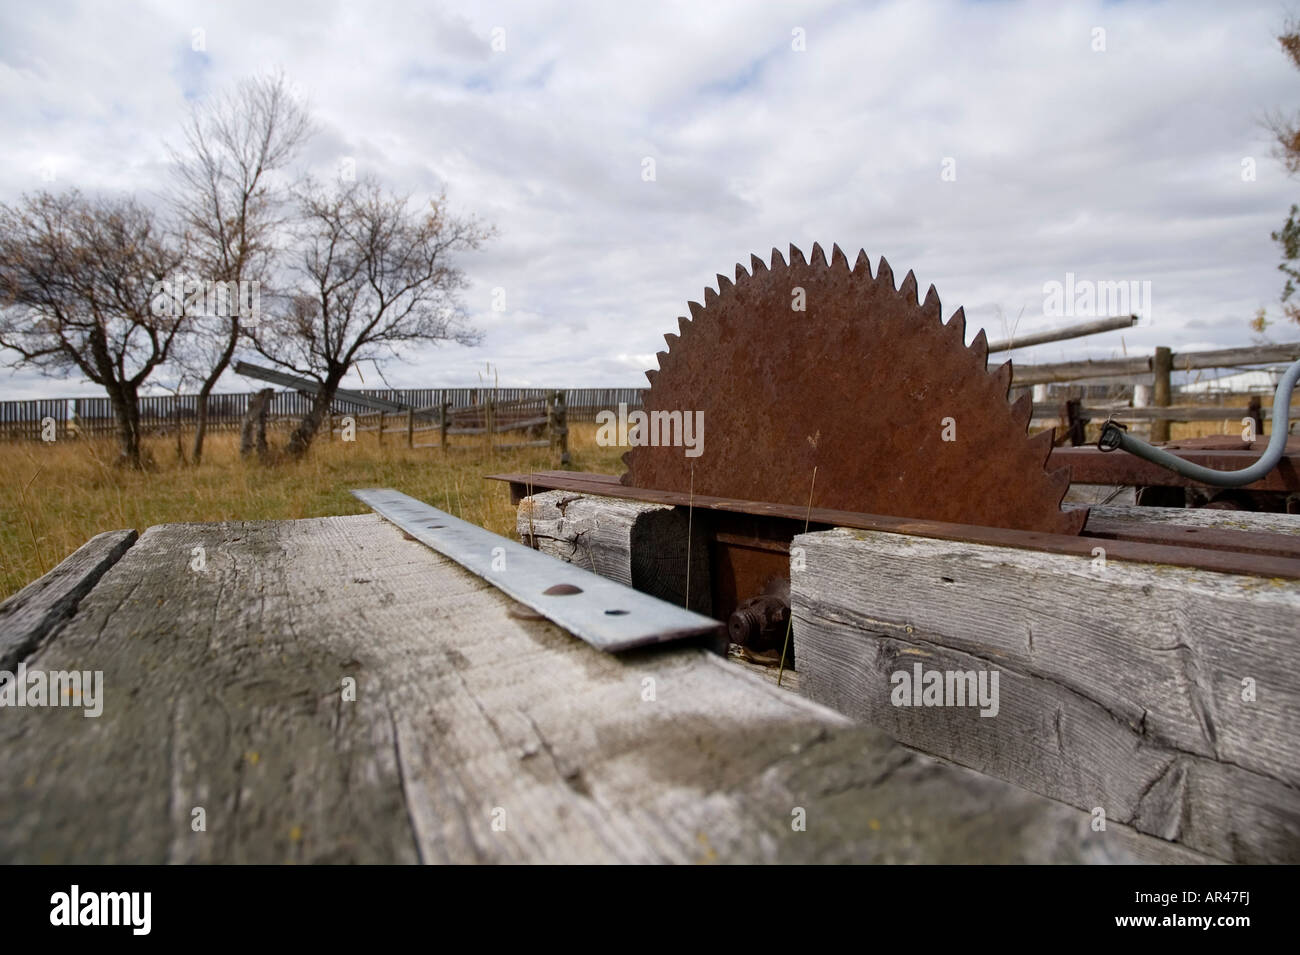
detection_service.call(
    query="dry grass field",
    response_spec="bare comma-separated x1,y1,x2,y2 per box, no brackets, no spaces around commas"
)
0,407,1286,602
0,423,625,601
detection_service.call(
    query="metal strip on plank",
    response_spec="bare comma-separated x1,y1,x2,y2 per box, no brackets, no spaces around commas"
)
351,488,723,652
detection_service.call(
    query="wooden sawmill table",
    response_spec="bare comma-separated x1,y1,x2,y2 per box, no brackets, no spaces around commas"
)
0,513,1206,864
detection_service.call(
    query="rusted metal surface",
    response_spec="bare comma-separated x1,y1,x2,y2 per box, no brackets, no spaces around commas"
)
488,471,1300,580
707,511,811,647
1083,518,1300,559
728,577,791,656
1159,435,1300,452
621,244,1085,536
1052,446,1300,491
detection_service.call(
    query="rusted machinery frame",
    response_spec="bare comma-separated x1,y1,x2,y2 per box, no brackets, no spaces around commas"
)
1052,447,1300,492
490,471,1300,580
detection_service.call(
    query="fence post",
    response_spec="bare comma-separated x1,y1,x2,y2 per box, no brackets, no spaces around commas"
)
440,390,449,450
240,388,274,460
377,411,385,445
174,396,184,462
548,390,570,465
1059,397,1088,447
1151,346,1172,443
406,408,414,448
1248,395,1264,439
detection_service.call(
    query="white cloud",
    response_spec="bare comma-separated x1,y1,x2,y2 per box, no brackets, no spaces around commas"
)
0,0,1296,399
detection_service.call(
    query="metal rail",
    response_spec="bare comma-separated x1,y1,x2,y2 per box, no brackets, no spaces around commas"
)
352,488,724,652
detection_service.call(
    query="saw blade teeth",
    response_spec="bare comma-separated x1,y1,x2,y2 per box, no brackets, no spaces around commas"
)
629,244,1085,536
1046,464,1071,500
1010,392,1033,431
876,256,895,291
921,283,941,319
852,249,872,277
946,306,966,338
1064,507,1089,535
991,359,1012,397
898,269,918,304
620,451,633,470
1026,429,1054,467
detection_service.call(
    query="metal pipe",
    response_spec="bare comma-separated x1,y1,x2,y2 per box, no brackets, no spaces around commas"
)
1097,358,1300,487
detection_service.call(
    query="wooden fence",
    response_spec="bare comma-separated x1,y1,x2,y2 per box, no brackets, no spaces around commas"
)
5,338,1296,444
1014,341,1300,444
315,392,572,461
0,387,643,441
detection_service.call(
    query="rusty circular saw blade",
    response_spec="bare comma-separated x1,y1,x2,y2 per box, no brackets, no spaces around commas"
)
622,243,1087,535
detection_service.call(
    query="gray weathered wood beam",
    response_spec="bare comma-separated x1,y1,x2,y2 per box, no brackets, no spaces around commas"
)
987,315,1137,353
0,529,137,671
518,489,712,618
0,514,1212,863
791,524,1300,863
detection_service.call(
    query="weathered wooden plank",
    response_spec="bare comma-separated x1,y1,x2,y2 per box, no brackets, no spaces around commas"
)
1075,503,1300,535
518,489,712,617
1011,341,1300,385
0,529,137,671
791,527,1300,863
987,315,1137,353
0,514,1208,863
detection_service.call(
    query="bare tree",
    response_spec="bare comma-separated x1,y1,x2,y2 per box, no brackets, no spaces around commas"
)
169,70,312,463
0,191,185,467
1268,21,1300,325
249,178,491,458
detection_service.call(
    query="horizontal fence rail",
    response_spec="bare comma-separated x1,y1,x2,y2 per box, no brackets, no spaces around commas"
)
0,387,646,440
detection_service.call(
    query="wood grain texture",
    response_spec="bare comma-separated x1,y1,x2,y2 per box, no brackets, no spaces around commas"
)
518,489,711,616
0,514,1209,863
1075,504,1300,535
791,527,1300,863
0,528,137,671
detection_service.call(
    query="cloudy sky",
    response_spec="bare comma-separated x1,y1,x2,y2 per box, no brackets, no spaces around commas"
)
1,0,1296,399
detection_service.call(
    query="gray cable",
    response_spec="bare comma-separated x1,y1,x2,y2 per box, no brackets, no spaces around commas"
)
1097,358,1300,488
